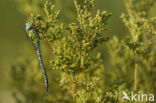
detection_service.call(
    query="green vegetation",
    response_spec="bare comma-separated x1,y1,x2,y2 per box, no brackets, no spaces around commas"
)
7,0,156,103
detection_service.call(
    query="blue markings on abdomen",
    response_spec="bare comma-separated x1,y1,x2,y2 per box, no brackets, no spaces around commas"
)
36,45,49,91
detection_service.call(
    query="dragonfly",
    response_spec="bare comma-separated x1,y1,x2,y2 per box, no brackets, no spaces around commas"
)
25,22,49,91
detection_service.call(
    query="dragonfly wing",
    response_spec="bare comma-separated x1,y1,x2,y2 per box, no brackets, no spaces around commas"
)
25,29,38,48
34,27,47,40
24,29,31,41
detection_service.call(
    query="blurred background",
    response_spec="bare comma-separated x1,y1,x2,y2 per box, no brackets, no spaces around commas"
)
0,0,155,103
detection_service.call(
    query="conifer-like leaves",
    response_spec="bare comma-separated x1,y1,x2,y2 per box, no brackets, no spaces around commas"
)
29,0,111,75
26,0,111,102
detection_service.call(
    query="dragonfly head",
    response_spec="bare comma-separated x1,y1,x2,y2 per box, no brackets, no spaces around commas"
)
25,22,33,31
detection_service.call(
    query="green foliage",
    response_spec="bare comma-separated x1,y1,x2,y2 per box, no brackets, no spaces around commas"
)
10,0,156,103
123,0,156,17
108,0,156,94
10,58,72,103
12,0,112,103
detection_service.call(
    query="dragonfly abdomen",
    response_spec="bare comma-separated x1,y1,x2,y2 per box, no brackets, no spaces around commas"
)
36,45,49,91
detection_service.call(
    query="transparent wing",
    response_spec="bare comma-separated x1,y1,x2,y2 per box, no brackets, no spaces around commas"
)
24,29,36,48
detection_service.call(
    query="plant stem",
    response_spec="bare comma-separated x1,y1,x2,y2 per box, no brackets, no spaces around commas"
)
134,63,137,91
72,80,77,103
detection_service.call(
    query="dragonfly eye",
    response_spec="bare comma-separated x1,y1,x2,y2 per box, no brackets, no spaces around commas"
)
26,25,32,31
26,22,33,31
